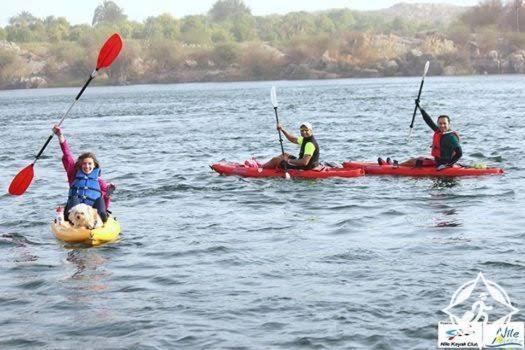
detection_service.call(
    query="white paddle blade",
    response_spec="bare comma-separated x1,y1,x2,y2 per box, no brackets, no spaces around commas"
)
423,61,430,78
271,86,278,108
285,172,291,180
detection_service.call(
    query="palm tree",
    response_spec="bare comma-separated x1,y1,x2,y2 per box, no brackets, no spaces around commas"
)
92,1,127,26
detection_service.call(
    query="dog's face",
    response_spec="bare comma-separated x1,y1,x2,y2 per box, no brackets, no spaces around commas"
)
68,204,101,229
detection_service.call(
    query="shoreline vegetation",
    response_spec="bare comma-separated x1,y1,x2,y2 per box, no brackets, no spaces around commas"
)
1,0,524,90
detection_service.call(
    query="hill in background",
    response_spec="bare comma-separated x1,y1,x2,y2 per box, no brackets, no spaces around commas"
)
369,2,468,25
0,0,523,89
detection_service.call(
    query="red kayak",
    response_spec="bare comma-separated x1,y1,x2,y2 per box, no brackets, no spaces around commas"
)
343,161,504,177
211,162,364,179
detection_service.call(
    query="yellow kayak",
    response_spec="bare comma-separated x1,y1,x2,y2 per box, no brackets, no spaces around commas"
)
51,216,121,246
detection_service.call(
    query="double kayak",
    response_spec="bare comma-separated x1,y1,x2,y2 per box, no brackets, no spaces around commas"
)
343,161,504,177
51,216,121,246
211,162,364,179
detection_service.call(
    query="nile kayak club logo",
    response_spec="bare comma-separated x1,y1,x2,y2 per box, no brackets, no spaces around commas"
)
438,272,524,349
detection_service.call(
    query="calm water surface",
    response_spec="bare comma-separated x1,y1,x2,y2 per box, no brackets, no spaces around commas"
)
0,75,524,349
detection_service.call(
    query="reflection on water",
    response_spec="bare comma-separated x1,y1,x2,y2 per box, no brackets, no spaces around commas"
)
405,207,462,228
1,233,39,263
64,249,109,292
434,208,462,227
431,177,459,189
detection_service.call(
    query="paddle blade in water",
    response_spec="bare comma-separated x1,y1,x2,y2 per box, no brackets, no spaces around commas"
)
271,86,278,108
8,164,34,196
96,33,123,69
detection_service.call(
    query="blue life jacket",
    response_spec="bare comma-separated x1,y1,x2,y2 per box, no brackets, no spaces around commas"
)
68,168,102,206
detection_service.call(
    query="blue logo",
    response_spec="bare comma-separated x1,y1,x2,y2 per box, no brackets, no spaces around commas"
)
486,326,522,348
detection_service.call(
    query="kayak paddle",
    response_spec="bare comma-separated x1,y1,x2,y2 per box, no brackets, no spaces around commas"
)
8,33,123,196
271,86,290,179
408,60,430,141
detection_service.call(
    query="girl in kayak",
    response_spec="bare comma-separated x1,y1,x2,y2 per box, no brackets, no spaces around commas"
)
262,122,320,170
380,100,462,169
52,125,115,223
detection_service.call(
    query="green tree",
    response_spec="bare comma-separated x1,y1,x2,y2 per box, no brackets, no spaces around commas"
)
68,24,93,42
211,26,234,43
230,14,257,42
147,38,183,73
115,21,134,38
157,14,180,39
9,11,39,26
5,11,46,42
49,41,84,66
0,27,6,40
143,14,180,39
388,16,409,34
279,12,316,40
6,26,33,42
255,15,281,41
326,9,356,32
130,21,145,39
315,14,336,34
44,16,70,42
460,0,504,30
352,12,386,32
180,15,210,44
143,16,161,39
209,0,251,22
92,1,127,26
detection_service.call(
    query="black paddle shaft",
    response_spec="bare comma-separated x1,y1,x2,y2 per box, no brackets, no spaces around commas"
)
409,77,426,129
273,106,290,175
273,107,286,156
33,72,96,162
75,71,96,100
34,134,54,161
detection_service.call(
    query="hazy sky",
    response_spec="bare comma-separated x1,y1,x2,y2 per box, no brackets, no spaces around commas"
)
1,0,480,26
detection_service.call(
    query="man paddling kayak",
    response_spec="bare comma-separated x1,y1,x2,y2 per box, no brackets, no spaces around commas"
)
383,100,462,170
262,122,320,170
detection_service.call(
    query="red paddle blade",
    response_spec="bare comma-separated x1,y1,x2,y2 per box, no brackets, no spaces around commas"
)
8,164,35,196
96,33,123,70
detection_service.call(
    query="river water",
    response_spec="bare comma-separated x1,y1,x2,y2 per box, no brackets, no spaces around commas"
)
0,75,523,349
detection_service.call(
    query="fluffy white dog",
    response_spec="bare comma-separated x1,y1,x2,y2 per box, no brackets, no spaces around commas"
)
68,203,103,229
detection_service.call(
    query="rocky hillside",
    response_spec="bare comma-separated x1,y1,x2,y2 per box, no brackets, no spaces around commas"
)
0,1,523,89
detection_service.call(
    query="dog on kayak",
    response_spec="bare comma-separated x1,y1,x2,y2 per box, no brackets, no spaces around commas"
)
68,203,103,230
